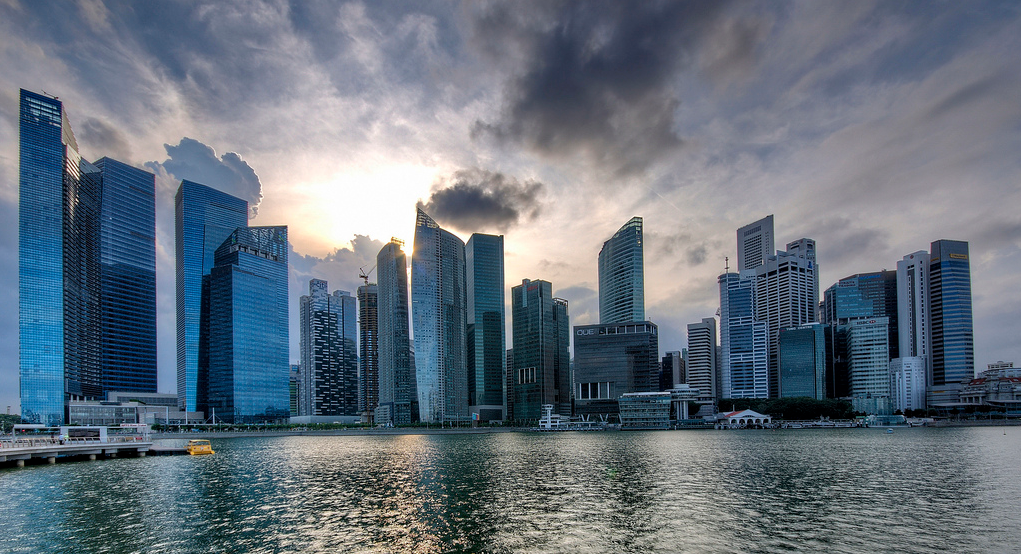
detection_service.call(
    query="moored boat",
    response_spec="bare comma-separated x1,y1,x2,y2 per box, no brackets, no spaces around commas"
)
186,439,215,455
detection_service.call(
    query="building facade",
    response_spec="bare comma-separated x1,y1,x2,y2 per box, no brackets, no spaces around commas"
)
928,239,974,386
175,180,248,413
299,279,358,417
411,209,468,424
19,90,158,425
890,357,926,413
376,240,416,425
598,216,645,324
778,323,825,399
207,226,289,423
737,214,774,272
466,233,506,422
511,279,570,420
357,283,378,421
686,318,718,401
573,322,659,418
847,317,891,415
719,272,769,399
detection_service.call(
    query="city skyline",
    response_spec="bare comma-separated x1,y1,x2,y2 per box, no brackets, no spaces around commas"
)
2,2,1021,412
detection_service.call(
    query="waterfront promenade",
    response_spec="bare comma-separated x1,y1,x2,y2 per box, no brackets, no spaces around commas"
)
0,436,152,467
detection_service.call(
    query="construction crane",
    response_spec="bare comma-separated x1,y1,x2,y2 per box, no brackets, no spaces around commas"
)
359,264,377,286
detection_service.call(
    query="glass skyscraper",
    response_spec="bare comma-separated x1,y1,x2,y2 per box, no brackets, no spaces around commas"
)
357,283,379,421
778,323,825,399
573,321,659,418
466,233,506,421
411,209,468,424
510,279,570,420
19,89,157,425
598,216,645,324
376,240,416,425
207,226,289,423
719,272,768,399
95,157,157,394
175,180,248,413
928,239,974,385
299,279,358,417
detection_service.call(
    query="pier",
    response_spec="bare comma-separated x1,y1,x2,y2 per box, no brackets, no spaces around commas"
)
1,424,153,468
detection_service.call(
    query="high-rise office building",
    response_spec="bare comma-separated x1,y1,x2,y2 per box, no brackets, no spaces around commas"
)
737,215,774,272
175,180,248,413
94,158,157,394
573,321,659,418
778,323,825,399
466,234,506,422
821,270,899,398
660,351,684,391
897,251,930,361
754,239,819,397
890,357,926,413
376,240,416,425
411,208,468,424
928,240,974,386
19,90,157,425
719,272,769,399
207,226,289,423
511,279,570,420
686,318,718,401
299,279,358,417
847,317,891,415
598,216,645,324
357,283,379,421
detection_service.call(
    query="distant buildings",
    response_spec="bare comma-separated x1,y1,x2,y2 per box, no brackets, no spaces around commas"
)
298,279,358,418
376,239,416,425
685,319,717,401
19,89,157,426
847,317,891,415
207,226,290,423
719,272,768,399
598,216,645,324
357,283,378,422
511,279,570,420
411,208,468,424
737,215,774,272
466,234,506,422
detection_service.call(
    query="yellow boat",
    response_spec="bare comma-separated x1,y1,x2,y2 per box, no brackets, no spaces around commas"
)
185,439,215,455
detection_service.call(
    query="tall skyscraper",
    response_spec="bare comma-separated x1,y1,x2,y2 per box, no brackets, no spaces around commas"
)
207,226,289,423
175,180,248,413
411,208,468,424
511,279,570,419
754,239,819,397
719,272,769,399
928,240,974,385
821,270,899,398
299,279,358,417
847,317,891,415
660,351,684,391
778,323,825,399
897,251,930,361
357,283,379,421
19,90,157,425
376,239,416,425
890,357,926,413
574,321,659,418
686,318,718,401
94,157,158,394
598,216,645,324
466,233,506,422
737,215,774,272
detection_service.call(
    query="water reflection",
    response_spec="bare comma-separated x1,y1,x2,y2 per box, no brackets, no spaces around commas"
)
1,428,1019,553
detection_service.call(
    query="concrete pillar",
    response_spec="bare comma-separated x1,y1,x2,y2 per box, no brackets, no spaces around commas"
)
16,459,24,467
89,454,97,461
47,457,56,464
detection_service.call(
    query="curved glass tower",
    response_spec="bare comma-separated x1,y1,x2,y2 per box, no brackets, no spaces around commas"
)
411,209,468,424
598,216,645,324
377,240,416,425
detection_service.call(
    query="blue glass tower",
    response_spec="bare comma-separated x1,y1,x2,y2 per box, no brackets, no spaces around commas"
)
376,240,416,425
175,180,248,412
207,226,289,423
719,272,768,399
94,158,157,393
466,233,506,421
928,240,974,385
412,208,468,424
598,217,645,324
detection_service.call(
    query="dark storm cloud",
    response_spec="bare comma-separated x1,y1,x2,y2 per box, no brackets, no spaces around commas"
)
469,1,767,176
417,168,544,233
146,138,263,218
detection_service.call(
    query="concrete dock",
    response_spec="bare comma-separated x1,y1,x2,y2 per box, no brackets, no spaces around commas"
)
0,438,152,467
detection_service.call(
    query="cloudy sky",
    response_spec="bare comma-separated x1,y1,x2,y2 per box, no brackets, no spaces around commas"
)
1,1,1019,413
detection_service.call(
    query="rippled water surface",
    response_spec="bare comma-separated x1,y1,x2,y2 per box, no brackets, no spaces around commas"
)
2,427,1019,553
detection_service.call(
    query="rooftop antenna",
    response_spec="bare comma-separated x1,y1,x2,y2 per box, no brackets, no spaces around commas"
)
725,256,730,273
41,90,59,100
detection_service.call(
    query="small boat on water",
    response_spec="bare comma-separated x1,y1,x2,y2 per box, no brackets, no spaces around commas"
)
186,439,215,455
886,428,894,434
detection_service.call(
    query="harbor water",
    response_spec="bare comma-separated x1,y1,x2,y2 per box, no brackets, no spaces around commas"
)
2,426,1019,553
